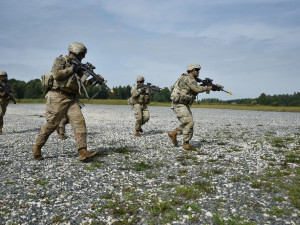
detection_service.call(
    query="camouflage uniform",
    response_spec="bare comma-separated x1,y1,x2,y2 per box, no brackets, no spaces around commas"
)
171,73,209,142
33,43,98,161
168,63,215,150
0,71,12,134
35,55,87,149
131,85,150,133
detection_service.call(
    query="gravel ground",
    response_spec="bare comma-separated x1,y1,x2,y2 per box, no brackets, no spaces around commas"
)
0,104,299,225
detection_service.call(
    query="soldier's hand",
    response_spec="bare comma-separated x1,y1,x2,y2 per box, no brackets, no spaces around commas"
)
211,84,222,91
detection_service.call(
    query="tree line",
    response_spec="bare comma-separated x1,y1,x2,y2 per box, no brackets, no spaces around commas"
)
199,92,300,107
8,78,300,106
8,78,171,102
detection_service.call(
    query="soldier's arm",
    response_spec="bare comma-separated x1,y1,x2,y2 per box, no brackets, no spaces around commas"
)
131,86,141,97
51,56,74,81
187,79,211,93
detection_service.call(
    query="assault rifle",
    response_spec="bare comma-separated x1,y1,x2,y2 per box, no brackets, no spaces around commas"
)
0,83,17,104
196,77,232,95
70,57,113,98
137,83,162,94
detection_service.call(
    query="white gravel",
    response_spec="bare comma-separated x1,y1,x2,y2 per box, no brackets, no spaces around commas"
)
0,104,299,224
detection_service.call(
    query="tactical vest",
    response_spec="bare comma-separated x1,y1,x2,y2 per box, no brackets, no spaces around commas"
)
51,55,81,94
170,73,196,105
129,86,150,105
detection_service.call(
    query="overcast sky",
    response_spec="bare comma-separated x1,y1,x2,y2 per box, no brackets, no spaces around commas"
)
1,0,299,100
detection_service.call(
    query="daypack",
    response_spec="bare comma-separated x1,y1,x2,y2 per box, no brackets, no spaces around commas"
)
41,73,54,91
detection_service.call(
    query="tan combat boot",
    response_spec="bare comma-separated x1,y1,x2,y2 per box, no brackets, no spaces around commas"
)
182,142,197,151
135,131,141,137
168,130,178,146
78,149,99,161
33,144,44,160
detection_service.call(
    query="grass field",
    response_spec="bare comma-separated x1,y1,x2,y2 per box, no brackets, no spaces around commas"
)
15,99,300,112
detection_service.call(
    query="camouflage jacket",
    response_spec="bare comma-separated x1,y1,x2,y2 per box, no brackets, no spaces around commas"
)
130,85,150,105
51,55,87,96
171,73,209,105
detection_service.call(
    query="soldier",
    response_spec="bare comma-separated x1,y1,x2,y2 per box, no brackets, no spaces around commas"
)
168,63,221,150
0,71,14,134
33,42,98,161
130,76,150,136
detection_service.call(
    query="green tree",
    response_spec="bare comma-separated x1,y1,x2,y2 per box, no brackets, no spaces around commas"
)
24,79,44,99
9,78,26,99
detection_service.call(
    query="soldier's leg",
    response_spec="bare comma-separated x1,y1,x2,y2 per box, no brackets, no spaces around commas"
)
34,92,70,156
67,102,98,161
142,106,150,125
175,105,196,150
56,114,69,139
0,100,8,133
133,104,142,136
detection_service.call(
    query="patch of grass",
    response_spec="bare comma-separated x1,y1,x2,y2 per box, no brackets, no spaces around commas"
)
132,161,152,171
250,181,262,189
217,142,227,146
272,196,285,202
84,161,104,171
266,207,292,217
115,147,131,154
5,180,15,184
272,137,285,148
284,152,299,164
178,169,188,175
175,186,201,200
51,215,70,223
33,179,49,187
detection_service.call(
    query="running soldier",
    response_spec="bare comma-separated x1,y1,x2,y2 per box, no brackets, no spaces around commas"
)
0,71,15,134
168,63,221,150
130,76,151,136
33,42,98,161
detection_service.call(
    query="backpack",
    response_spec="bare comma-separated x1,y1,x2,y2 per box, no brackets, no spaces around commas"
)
41,73,54,91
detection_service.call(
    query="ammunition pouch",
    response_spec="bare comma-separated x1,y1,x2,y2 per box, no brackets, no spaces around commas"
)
171,92,194,105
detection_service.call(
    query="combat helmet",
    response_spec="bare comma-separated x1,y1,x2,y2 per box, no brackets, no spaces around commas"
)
186,63,201,72
0,71,8,76
68,42,87,55
136,75,145,82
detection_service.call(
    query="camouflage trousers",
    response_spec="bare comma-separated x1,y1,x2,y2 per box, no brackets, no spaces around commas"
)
0,98,9,129
35,90,87,150
172,103,194,142
57,114,69,135
133,103,149,131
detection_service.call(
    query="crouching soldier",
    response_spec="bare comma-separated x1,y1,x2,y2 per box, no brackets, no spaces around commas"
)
33,42,98,161
168,63,221,150
129,76,150,136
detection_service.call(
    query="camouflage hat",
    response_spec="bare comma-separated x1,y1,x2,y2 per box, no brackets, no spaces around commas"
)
136,75,145,82
68,42,87,55
187,63,201,72
0,71,8,76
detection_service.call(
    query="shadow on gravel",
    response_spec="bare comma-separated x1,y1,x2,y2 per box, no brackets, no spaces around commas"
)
5,128,40,134
141,130,168,136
